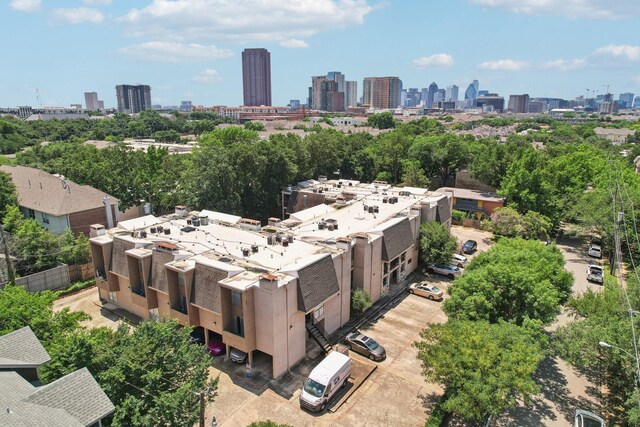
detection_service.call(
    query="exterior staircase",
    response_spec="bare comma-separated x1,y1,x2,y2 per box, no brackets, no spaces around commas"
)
306,322,332,354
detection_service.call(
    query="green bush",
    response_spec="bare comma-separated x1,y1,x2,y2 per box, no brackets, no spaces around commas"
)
451,210,465,222
352,288,372,313
55,279,95,298
425,394,448,427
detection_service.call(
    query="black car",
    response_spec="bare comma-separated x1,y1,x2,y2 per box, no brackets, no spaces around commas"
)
462,240,478,254
345,332,386,361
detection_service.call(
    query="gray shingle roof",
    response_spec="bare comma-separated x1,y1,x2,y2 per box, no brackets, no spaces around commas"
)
0,327,51,368
110,237,134,277
25,368,115,427
149,249,174,293
0,165,117,216
296,255,340,312
190,264,225,312
381,218,414,261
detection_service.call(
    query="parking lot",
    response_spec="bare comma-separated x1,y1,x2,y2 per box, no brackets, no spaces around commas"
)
203,279,448,427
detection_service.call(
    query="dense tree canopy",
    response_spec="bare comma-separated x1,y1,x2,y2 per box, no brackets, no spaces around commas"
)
444,238,573,325
419,222,457,265
415,320,544,420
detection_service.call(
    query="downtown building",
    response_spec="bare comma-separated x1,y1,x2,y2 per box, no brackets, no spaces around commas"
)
90,180,451,379
242,48,272,106
115,84,152,114
508,94,530,113
362,77,402,109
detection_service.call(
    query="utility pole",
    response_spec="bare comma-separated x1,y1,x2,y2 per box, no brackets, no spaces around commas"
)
0,224,15,283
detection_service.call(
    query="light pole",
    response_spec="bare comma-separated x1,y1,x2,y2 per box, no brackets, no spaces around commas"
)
599,341,640,388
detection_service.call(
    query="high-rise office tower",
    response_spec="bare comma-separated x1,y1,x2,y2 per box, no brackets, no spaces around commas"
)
619,93,635,109
242,48,272,106
327,72,345,94
311,76,328,110
446,85,459,102
426,82,438,108
84,92,99,110
363,77,402,109
508,94,530,113
465,81,478,106
345,81,358,108
115,85,152,113
473,80,479,94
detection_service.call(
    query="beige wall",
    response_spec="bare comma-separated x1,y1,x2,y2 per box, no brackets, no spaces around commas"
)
352,234,383,304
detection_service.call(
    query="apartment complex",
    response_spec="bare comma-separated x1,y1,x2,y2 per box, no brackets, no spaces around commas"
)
115,84,152,114
90,181,451,378
362,77,402,109
242,48,272,106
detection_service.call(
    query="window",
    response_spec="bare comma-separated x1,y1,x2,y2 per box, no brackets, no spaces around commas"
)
235,316,245,337
28,209,35,219
231,291,241,307
314,305,324,321
41,212,50,224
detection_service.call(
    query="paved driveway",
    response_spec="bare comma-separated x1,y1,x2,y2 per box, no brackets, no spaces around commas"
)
204,280,447,427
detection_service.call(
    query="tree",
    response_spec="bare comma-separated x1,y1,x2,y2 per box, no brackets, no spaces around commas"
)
401,159,430,188
11,219,60,275
444,238,573,325
414,320,544,420
0,170,17,220
42,320,218,427
58,228,91,265
419,222,457,265
408,134,475,186
244,121,265,131
490,207,551,240
352,288,372,313
366,112,396,129
0,285,88,345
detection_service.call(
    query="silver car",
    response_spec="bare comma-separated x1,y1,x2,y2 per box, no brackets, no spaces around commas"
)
426,264,462,279
574,409,605,427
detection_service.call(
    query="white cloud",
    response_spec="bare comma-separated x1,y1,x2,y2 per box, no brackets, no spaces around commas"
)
468,0,640,19
279,38,309,48
478,59,528,71
81,0,112,5
193,69,222,84
52,7,104,24
542,58,587,71
9,0,41,12
593,44,640,61
412,54,454,69
119,41,233,62
119,0,374,42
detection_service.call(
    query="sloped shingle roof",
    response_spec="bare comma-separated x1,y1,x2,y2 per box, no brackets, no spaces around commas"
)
381,218,414,261
190,263,225,312
0,327,50,368
110,237,135,277
149,249,174,293
296,255,340,312
0,165,117,216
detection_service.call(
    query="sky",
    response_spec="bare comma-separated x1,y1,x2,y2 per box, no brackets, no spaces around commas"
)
2,0,640,108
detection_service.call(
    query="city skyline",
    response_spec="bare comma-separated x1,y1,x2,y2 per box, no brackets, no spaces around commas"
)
1,0,639,108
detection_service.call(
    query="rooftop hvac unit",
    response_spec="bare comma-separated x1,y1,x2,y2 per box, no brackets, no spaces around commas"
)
282,240,289,247
157,226,164,233
150,226,157,234
186,219,192,225
251,244,259,253
363,204,368,211
199,216,209,226
318,222,326,230
373,205,379,213
382,197,388,203
140,231,147,238
267,235,275,245
287,234,294,244
164,228,171,235
242,248,250,257
327,223,335,231
192,218,201,227
368,206,374,213
275,234,282,243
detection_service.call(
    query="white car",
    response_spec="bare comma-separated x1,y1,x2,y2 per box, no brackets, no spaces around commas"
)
452,254,468,268
588,244,602,258
587,265,603,284
426,264,462,279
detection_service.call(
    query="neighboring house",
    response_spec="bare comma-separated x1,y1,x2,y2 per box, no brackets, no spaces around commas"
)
437,186,505,218
0,165,120,235
593,127,635,145
0,327,115,427
90,181,451,378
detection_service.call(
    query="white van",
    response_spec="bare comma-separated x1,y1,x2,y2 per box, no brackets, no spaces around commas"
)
299,351,352,412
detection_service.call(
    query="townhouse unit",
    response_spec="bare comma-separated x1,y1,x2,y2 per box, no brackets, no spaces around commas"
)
90,181,451,378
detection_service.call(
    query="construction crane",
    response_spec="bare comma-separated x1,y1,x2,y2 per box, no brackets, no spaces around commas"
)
586,88,590,100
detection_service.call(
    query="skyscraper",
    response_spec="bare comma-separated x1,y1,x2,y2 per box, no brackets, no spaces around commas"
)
345,81,358,108
446,85,459,102
311,75,328,110
619,93,635,109
363,77,402,109
242,48,271,106
508,94,530,113
427,82,438,108
84,92,99,110
465,81,478,106
115,85,151,113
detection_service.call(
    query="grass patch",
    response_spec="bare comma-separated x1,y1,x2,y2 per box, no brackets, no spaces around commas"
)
55,279,95,298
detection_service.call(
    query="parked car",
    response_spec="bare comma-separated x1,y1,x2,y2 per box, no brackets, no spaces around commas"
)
409,282,444,300
588,244,602,258
574,409,605,427
586,265,604,284
189,328,205,345
452,253,468,268
344,332,386,361
426,264,462,279
207,339,226,356
461,240,478,254
229,347,247,364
